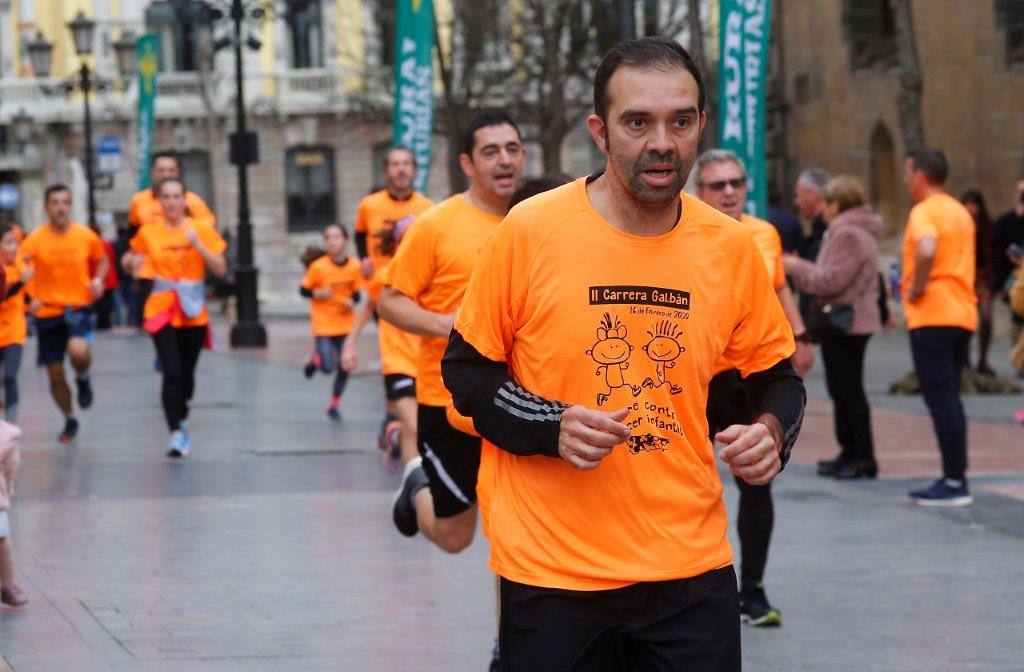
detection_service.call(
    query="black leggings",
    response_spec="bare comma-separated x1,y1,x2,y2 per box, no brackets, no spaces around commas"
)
707,371,773,589
152,326,206,432
315,335,350,397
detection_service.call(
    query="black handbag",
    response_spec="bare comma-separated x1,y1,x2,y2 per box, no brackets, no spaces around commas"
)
807,301,854,336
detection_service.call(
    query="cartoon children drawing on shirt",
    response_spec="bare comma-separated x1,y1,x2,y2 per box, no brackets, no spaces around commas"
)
642,320,684,394
586,313,642,406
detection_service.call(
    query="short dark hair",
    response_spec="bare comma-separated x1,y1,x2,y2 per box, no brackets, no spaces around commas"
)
594,37,705,121
44,183,70,203
155,177,186,196
151,150,180,168
508,174,574,210
461,111,522,156
382,146,416,169
324,223,349,239
906,148,948,185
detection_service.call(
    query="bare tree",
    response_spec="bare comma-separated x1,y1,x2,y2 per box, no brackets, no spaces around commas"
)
890,0,925,151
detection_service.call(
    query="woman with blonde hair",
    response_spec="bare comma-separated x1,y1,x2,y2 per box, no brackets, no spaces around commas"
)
784,175,882,479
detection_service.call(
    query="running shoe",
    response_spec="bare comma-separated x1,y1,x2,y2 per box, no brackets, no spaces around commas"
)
58,417,79,444
739,583,781,627
76,376,93,409
302,358,317,379
326,406,342,422
393,457,428,537
180,421,191,444
0,586,28,607
166,431,191,459
376,414,399,453
909,478,973,507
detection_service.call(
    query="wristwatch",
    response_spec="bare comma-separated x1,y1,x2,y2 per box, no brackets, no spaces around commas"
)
794,331,813,343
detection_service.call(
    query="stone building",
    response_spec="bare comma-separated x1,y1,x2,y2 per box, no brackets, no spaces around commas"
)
767,0,1024,236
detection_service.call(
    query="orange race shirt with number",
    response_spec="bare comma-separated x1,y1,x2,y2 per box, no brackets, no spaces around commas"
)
355,190,435,274
901,192,978,331
368,264,419,378
741,213,786,290
128,189,216,281
0,260,27,347
130,218,227,328
301,255,363,337
455,178,795,591
21,222,106,318
387,194,503,407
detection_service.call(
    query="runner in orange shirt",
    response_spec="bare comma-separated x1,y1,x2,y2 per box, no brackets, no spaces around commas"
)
21,185,108,443
694,148,813,627
380,111,525,557
901,149,978,506
125,178,228,458
300,224,363,422
0,223,30,423
126,151,216,334
441,38,805,671
343,236,420,473
354,147,434,279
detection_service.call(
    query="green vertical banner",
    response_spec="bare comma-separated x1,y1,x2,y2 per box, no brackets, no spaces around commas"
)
136,34,159,190
392,0,435,192
718,0,772,217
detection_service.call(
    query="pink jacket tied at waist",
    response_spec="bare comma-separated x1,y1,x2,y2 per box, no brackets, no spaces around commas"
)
786,204,883,335
0,421,21,510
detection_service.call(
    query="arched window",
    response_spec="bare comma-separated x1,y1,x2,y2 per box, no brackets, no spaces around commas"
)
285,145,337,232
869,122,899,236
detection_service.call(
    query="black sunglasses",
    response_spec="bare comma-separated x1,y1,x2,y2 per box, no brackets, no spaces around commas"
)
701,177,747,192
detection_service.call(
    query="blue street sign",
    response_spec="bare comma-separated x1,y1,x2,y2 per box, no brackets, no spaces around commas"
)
97,135,123,175
0,184,19,210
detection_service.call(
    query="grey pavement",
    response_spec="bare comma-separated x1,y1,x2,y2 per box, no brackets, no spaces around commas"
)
1,321,1022,671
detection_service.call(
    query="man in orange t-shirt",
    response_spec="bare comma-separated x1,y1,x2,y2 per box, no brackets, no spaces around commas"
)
380,111,525,560
441,39,805,671
901,149,978,507
694,148,812,627
354,147,434,279
21,184,108,443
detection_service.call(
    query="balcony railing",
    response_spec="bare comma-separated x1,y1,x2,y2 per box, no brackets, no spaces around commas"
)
0,67,390,124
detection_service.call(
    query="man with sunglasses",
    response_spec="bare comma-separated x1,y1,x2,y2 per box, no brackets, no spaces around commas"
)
695,149,811,628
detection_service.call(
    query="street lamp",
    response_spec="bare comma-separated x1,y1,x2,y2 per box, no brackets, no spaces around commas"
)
28,14,136,231
194,0,267,348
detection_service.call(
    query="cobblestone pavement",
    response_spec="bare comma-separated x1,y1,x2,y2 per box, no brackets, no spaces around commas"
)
1,320,1021,671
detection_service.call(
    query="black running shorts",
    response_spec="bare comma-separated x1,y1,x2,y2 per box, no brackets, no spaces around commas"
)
499,566,740,672
384,373,416,401
417,404,482,518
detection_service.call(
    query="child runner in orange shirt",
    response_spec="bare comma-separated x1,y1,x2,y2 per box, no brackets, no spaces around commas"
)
300,224,363,422
0,224,30,423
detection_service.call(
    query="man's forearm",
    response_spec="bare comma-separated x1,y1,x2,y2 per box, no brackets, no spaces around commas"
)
743,359,806,469
378,288,450,337
442,329,565,458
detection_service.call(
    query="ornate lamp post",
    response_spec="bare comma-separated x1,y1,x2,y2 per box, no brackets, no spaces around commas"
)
27,12,137,230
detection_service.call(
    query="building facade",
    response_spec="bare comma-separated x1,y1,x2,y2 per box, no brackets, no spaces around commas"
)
0,0,606,303
769,0,1024,236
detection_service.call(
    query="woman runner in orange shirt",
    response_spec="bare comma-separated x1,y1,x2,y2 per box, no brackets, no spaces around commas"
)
127,178,228,458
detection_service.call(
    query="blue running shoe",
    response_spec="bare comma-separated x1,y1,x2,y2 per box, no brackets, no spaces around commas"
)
326,407,342,423
909,478,973,507
166,431,191,459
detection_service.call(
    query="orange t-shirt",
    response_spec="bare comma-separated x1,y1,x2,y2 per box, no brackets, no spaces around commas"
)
301,255,363,337
0,259,27,347
355,190,435,274
741,213,786,290
129,189,216,280
21,222,106,318
901,192,978,331
367,264,419,377
129,218,227,328
387,194,504,407
455,178,795,591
